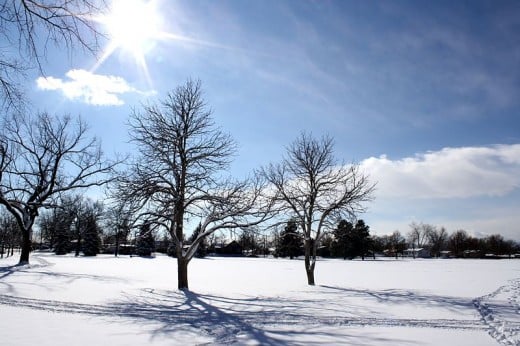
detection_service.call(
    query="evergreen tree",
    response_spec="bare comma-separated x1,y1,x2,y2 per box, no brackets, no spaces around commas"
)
188,224,207,258
353,219,371,260
331,220,354,259
54,221,70,255
331,219,371,260
136,223,155,257
53,208,75,255
276,220,303,259
82,214,101,256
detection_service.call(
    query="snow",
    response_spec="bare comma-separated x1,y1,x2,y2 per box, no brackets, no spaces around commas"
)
1,253,519,345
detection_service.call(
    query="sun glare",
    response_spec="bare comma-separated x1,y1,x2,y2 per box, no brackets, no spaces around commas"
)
91,0,165,87
104,0,161,57
102,0,161,56
91,0,233,88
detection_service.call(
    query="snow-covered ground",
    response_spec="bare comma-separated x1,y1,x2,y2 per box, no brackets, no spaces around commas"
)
0,253,519,345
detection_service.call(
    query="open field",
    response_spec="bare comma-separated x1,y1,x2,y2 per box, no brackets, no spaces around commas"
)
1,253,519,345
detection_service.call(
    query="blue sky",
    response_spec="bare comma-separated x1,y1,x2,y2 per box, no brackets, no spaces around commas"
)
27,0,520,240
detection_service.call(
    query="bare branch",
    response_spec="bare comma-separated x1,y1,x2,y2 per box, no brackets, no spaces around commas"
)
262,132,376,285
0,0,106,106
0,110,117,263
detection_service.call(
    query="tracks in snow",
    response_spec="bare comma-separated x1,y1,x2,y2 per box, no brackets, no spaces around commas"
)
1,255,519,345
474,278,520,345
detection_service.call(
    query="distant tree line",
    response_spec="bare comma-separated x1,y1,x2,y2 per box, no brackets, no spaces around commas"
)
270,220,520,260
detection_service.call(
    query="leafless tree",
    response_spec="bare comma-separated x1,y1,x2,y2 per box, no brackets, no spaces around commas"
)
103,201,135,257
0,0,105,107
115,79,271,290
426,226,448,258
407,222,431,258
262,133,375,285
0,111,117,264
0,208,19,258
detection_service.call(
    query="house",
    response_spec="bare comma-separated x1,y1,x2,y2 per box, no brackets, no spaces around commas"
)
215,240,243,256
404,248,430,258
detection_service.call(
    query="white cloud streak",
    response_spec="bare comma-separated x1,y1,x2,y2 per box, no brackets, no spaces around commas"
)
36,69,153,106
362,144,520,199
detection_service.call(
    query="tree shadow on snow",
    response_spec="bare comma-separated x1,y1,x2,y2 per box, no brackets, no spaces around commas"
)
320,285,476,313
104,289,418,345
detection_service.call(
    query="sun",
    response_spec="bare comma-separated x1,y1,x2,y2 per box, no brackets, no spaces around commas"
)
103,0,162,57
92,0,164,83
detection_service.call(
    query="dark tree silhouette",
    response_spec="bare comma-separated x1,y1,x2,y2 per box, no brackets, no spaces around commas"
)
136,223,155,257
331,220,354,259
188,224,208,258
276,220,303,259
331,219,371,260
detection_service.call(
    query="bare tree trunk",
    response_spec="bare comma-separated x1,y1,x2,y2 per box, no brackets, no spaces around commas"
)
114,231,120,257
305,264,315,285
304,240,315,285
178,257,189,290
75,234,82,257
19,228,31,264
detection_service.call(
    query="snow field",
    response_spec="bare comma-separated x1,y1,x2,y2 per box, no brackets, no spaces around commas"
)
0,253,519,345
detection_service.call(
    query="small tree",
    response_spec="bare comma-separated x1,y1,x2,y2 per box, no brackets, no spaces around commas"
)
82,213,101,256
104,202,133,257
387,231,406,259
136,223,155,257
188,224,208,258
407,222,430,258
331,220,354,259
276,220,303,259
426,226,448,258
0,210,19,258
354,219,371,260
331,219,371,260
239,228,259,257
263,133,375,285
53,219,71,255
448,229,469,257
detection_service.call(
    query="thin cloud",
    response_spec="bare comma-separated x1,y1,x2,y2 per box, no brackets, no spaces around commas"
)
36,69,154,106
362,144,520,199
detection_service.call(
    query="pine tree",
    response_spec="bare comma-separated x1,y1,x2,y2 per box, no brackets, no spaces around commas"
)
82,214,101,256
331,220,354,259
276,220,303,259
188,224,207,258
331,220,371,260
354,219,371,260
53,209,74,255
136,223,155,257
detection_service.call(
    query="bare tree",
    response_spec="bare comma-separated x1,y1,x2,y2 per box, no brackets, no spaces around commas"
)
0,208,20,258
0,0,105,107
0,112,116,264
262,133,375,285
407,222,430,258
116,79,271,290
103,201,134,257
426,226,448,258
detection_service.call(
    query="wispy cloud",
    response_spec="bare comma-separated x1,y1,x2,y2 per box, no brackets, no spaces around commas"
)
362,144,520,199
36,69,154,106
